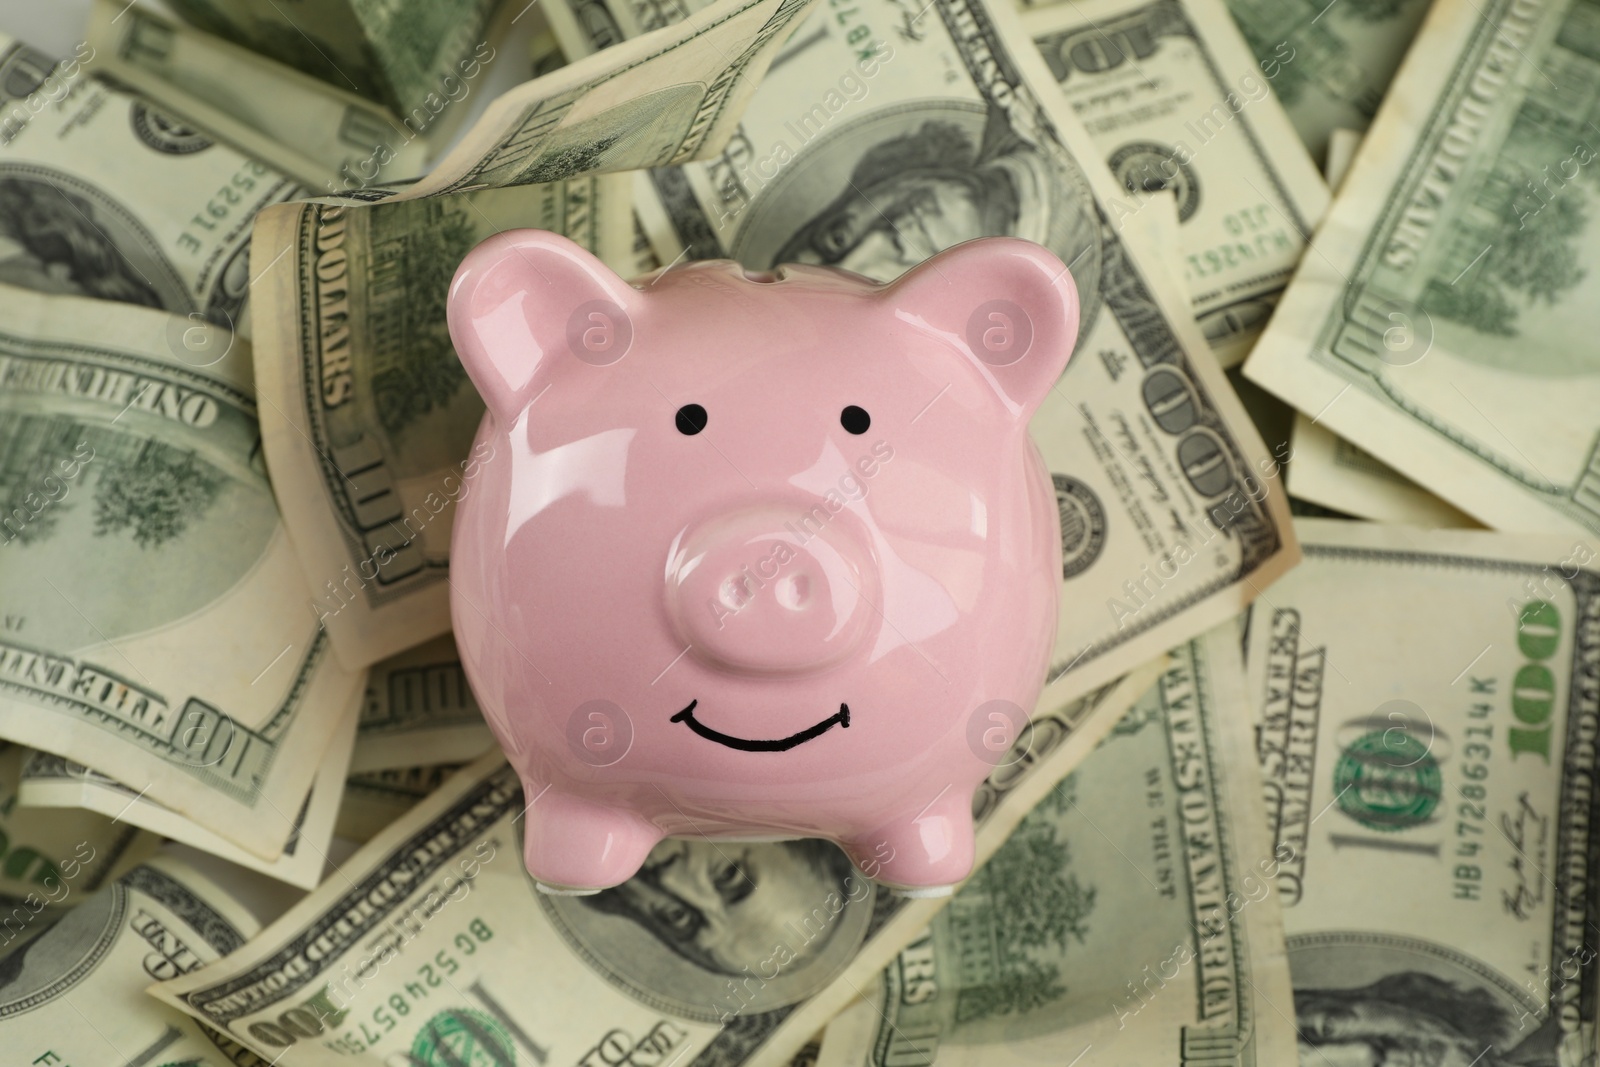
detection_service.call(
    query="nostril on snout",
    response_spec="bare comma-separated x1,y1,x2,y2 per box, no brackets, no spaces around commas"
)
776,573,809,610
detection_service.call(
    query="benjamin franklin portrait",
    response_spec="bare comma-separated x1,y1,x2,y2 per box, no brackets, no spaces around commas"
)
733,102,1102,337
540,836,875,1021
1295,971,1560,1067
769,116,1051,281
0,171,189,314
579,837,857,976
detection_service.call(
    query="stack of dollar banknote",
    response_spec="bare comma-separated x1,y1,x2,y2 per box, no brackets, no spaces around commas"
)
0,0,1592,1062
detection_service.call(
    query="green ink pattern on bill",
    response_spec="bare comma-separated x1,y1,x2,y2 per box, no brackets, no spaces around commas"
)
251,179,630,667
1331,728,1445,831
1247,518,1600,1066
408,1007,517,1066
0,285,364,860
813,627,1297,1067
1245,0,1600,536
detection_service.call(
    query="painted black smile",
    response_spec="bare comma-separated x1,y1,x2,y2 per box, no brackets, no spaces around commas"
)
670,700,850,752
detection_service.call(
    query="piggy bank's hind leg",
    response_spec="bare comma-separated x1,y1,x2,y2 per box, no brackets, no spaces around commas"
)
844,788,977,898
520,784,663,894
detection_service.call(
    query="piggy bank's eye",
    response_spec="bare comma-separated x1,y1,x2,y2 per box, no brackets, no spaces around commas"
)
675,404,708,435
840,405,870,434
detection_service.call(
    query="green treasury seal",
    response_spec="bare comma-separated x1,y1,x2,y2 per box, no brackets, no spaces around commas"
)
1333,729,1442,831
411,1008,515,1067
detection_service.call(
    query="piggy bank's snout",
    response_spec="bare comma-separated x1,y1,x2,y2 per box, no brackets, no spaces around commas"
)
666,505,878,675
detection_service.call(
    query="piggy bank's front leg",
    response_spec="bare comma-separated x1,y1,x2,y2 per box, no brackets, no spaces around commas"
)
844,788,977,897
521,784,664,893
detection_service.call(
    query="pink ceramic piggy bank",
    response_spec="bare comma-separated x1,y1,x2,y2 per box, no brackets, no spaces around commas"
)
447,231,1078,895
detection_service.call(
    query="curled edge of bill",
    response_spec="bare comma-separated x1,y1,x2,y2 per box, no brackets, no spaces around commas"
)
244,200,454,673
144,747,514,1047
83,0,429,191
807,624,1299,1067
247,173,635,672
396,0,821,200
19,694,361,890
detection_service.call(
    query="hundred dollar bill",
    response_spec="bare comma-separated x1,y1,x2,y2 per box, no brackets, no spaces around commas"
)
637,0,1299,704
5,851,275,1067
251,178,629,667
336,764,462,844
506,3,671,276
1223,0,1433,164
148,665,1160,1066
1288,413,1478,528
0,34,303,333
19,698,359,890
352,634,495,773
354,0,821,200
0,744,158,919
1023,0,1329,365
86,0,433,192
1244,0,1600,536
0,285,365,859
161,0,506,121
1246,518,1600,1066
813,628,1297,1067
538,0,742,271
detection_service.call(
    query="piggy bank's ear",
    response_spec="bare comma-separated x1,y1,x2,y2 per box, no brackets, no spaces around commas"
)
888,238,1079,419
448,229,638,421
